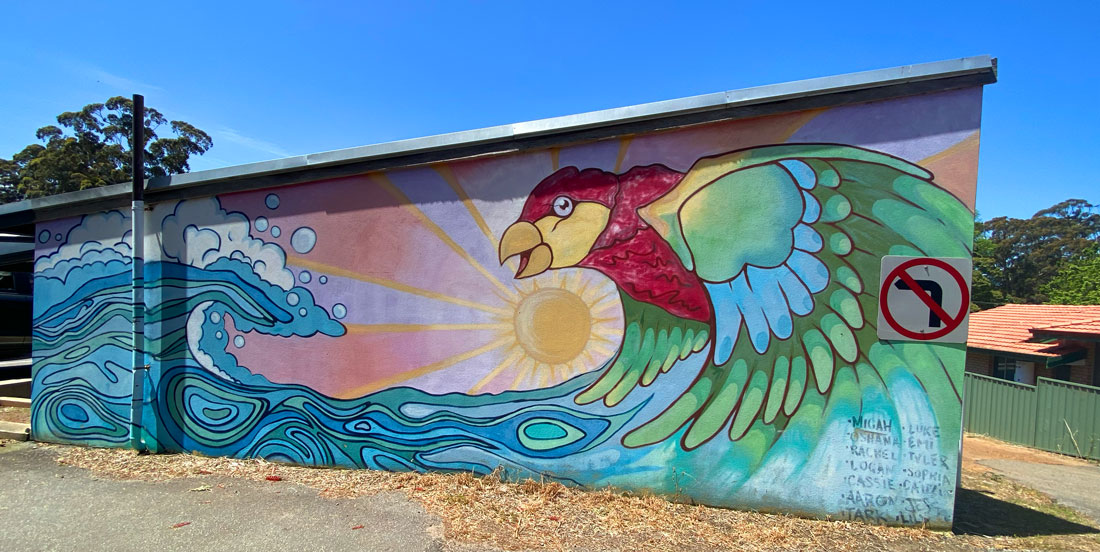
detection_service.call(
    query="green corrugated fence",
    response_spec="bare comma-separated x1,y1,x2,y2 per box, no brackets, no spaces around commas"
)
963,372,1100,461
1034,378,1100,459
962,373,1037,446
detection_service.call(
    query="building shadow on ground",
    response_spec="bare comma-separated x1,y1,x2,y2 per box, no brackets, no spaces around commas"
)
953,488,1099,536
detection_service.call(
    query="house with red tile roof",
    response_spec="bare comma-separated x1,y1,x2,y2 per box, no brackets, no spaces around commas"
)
966,305,1100,386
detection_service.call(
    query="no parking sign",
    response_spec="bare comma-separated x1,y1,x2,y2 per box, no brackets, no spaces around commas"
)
876,256,972,343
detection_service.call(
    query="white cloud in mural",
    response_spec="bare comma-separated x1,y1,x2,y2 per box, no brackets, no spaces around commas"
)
151,198,295,290
34,210,133,281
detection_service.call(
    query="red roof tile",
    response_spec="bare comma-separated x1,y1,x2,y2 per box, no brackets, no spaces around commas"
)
967,304,1100,357
1031,317,1100,338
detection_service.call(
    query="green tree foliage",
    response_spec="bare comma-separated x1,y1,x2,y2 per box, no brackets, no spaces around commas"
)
0,97,212,202
974,199,1100,306
971,212,1006,310
1042,245,1100,304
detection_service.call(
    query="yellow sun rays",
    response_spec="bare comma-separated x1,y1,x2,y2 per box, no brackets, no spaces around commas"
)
370,173,520,303
481,270,623,394
288,256,511,316
918,130,980,166
614,137,633,173
468,347,525,394
432,164,519,274
344,323,512,334
336,335,515,398
290,166,623,399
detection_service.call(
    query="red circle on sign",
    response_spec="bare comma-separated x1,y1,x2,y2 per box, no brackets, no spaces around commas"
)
879,258,969,340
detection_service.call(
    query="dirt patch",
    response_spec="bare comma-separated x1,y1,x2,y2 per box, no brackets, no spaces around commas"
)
956,433,1100,550
962,434,1093,473
0,406,30,425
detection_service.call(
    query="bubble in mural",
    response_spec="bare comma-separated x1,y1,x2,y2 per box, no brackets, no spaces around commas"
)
210,312,221,324
255,217,269,232
55,233,62,241
332,303,346,319
233,335,245,348
215,331,223,340
290,227,317,254
271,226,281,238
299,271,311,283
38,230,50,243
287,292,299,306
299,308,308,317
319,275,327,284
265,194,280,209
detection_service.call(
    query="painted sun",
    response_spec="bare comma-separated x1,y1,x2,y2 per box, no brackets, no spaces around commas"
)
281,161,625,399
471,269,623,393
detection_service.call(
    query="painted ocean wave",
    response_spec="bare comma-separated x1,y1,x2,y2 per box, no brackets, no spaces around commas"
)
33,248,644,478
30,195,954,523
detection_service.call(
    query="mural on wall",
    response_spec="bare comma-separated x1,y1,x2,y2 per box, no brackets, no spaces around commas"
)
32,87,982,526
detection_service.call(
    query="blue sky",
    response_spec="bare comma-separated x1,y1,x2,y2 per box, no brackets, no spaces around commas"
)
1,1,1095,220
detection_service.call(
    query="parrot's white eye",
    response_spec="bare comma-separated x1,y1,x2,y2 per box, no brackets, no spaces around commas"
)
552,196,574,217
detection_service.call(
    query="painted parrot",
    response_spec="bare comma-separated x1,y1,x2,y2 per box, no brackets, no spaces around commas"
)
498,143,971,452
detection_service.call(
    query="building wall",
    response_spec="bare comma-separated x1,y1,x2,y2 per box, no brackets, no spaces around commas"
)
1076,343,1098,386
965,351,992,377
971,343,1099,387
30,87,984,527
1034,344,1097,386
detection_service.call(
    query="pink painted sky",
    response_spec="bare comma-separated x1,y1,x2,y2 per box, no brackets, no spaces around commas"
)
218,89,981,398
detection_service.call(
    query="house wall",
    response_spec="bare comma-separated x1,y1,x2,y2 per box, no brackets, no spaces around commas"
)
30,87,984,528
1034,344,1096,386
972,343,1099,387
965,351,992,377
1078,343,1098,386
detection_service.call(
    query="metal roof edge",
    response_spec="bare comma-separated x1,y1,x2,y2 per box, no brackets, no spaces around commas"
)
0,55,996,228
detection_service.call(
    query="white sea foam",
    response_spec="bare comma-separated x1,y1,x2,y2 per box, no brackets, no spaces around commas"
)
38,198,297,291
188,301,233,381
34,211,133,280
152,198,295,290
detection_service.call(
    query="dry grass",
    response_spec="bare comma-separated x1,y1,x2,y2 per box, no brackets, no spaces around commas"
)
2,437,1087,551
47,443,962,552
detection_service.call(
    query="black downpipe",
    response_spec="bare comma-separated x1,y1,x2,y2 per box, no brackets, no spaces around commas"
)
129,94,147,450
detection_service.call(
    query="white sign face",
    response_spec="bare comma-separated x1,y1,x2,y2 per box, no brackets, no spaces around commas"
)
876,256,972,343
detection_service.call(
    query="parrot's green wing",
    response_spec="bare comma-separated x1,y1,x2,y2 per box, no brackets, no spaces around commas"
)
612,143,973,450
575,292,710,407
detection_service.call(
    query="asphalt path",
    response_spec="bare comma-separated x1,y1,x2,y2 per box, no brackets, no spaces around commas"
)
0,441,457,552
980,458,1100,525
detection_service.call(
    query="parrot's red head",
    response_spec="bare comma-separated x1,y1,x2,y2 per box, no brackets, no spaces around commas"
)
500,164,710,320
498,167,619,278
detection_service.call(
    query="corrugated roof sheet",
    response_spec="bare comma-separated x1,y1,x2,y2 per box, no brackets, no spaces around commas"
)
967,304,1100,357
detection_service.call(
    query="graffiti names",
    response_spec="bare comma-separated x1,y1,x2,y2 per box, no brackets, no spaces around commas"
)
836,416,955,525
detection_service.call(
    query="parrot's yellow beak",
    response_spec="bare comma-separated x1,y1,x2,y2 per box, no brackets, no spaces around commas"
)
499,221,552,279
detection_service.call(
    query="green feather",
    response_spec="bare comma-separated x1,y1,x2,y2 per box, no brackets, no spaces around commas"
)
593,144,971,451
764,356,789,424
